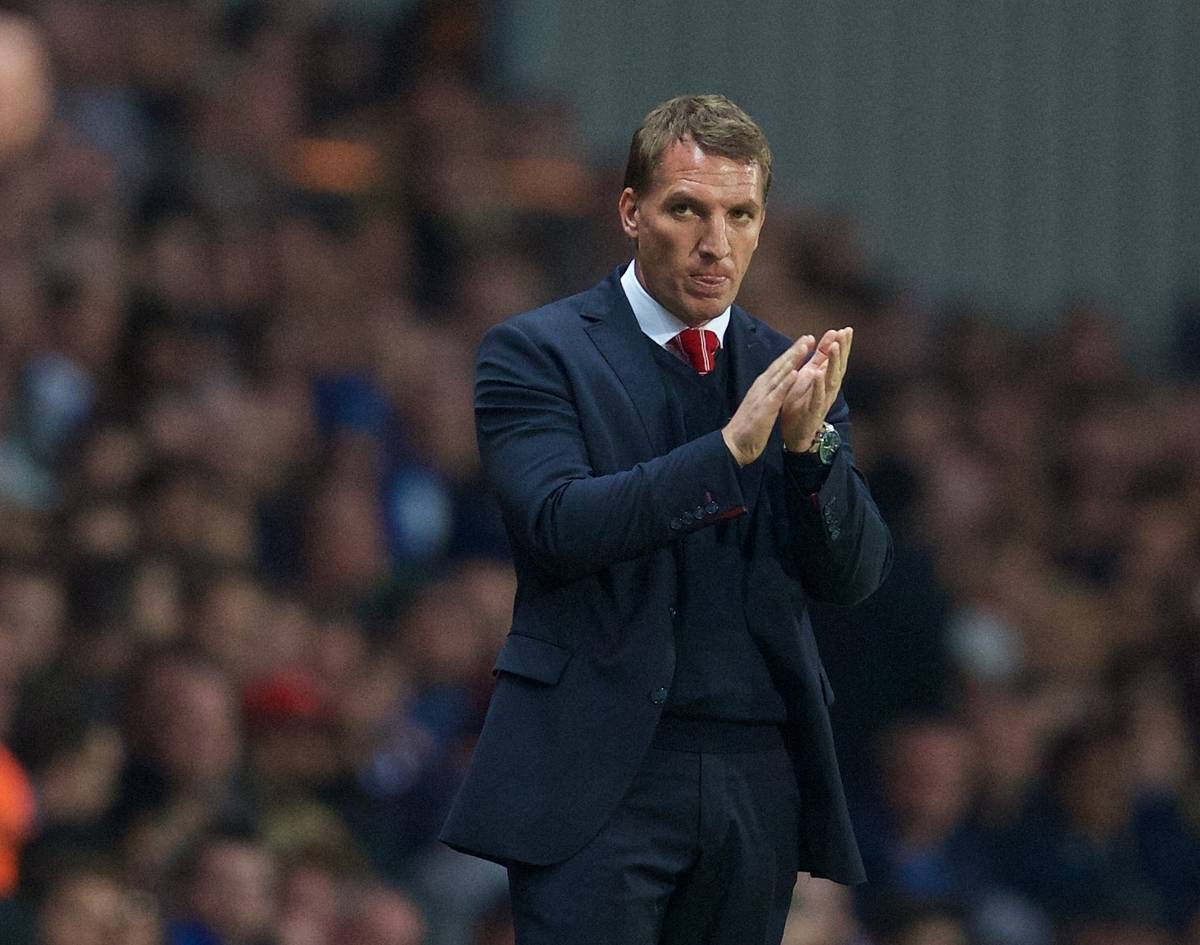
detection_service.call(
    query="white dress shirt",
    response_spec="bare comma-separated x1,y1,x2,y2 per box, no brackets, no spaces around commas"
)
620,260,730,348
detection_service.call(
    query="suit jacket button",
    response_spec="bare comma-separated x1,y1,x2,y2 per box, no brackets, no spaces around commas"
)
668,607,677,619
669,518,682,530
705,501,719,515
650,687,669,705
680,511,693,524
694,506,705,519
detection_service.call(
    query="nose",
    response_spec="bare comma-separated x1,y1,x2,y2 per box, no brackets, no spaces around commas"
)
697,215,730,259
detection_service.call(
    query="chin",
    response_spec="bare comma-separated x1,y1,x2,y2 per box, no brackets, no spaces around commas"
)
689,301,731,324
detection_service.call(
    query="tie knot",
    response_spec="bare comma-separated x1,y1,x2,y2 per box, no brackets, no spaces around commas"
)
669,327,720,375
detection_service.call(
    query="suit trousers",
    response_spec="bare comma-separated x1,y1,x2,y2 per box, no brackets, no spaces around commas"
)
507,740,801,945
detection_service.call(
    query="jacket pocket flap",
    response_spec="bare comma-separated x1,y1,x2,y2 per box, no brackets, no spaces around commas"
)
493,633,571,685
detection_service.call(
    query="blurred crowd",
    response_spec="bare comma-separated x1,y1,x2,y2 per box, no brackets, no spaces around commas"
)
0,2,1198,945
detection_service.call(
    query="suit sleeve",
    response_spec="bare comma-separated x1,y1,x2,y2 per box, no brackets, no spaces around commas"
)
475,320,747,583
781,391,893,605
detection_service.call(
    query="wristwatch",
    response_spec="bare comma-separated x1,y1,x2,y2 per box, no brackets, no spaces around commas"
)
807,422,841,465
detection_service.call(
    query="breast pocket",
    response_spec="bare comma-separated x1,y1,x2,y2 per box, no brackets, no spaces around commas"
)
492,632,572,686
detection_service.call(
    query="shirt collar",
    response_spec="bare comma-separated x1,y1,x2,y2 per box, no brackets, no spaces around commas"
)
620,260,731,347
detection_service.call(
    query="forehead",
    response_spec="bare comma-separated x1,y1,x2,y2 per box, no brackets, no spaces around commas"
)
649,139,762,202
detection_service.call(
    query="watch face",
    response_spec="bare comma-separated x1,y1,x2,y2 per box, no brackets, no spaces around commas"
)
818,426,841,465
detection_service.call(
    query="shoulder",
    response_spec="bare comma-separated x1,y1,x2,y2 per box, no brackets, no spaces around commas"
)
504,286,594,337
479,272,620,352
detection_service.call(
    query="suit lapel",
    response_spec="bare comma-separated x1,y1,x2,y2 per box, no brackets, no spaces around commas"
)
582,271,678,456
726,306,770,408
725,307,778,505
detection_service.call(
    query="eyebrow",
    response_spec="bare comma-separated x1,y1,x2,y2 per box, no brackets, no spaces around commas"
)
728,199,761,215
662,191,762,214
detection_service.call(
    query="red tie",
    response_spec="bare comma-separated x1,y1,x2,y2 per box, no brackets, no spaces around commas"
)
668,327,720,375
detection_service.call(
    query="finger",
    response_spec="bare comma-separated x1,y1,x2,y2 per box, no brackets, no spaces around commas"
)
758,364,796,407
828,338,845,383
828,329,851,391
792,357,827,401
810,358,830,409
783,372,814,410
780,334,814,364
761,336,813,393
786,334,815,372
836,327,852,375
781,357,828,431
806,339,832,370
819,329,844,377
760,338,806,385
757,372,800,425
766,366,799,399
806,341,833,378
773,368,800,401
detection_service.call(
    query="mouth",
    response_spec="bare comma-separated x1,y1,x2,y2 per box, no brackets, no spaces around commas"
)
687,273,730,296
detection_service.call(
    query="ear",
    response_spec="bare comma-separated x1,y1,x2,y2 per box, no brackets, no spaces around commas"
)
617,187,639,241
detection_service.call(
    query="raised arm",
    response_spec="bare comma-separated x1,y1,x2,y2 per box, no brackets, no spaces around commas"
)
475,319,746,582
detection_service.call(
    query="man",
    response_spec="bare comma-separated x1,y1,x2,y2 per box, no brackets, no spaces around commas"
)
441,94,892,944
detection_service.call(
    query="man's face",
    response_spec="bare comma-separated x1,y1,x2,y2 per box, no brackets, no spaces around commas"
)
619,138,765,327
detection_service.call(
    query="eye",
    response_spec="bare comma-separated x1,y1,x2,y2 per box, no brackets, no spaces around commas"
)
670,203,694,216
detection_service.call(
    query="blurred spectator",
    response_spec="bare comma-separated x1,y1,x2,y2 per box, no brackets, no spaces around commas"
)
332,884,426,945
243,668,338,804
167,825,278,945
0,567,68,683
275,855,343,945
8,671,124,833
994,719,1200,932
325,573,495,884
855,718,992,908
36,856,161,945
853,716,1056,945
963,681,1056,830
0,13,52,163
115,652,252,886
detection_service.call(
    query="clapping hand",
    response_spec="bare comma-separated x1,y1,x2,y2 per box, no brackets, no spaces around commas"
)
781,327,852,453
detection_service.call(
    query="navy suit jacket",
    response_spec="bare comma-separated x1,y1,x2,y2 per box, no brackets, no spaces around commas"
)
440,268,892,884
